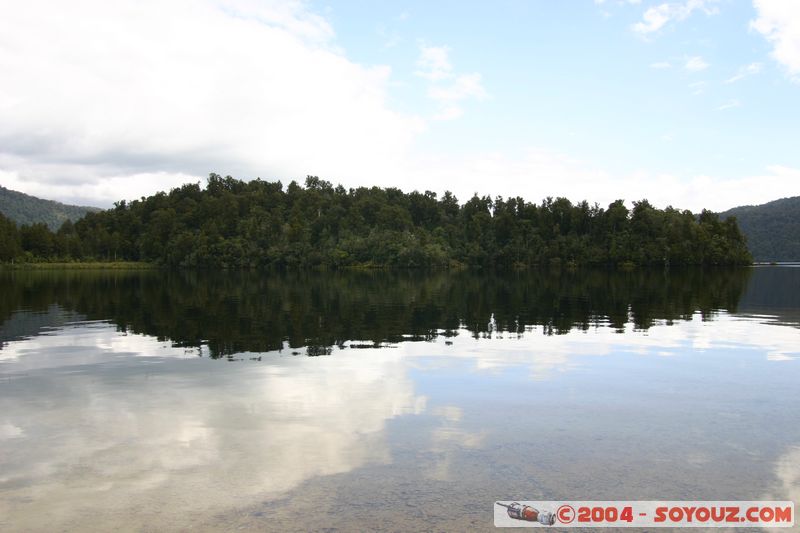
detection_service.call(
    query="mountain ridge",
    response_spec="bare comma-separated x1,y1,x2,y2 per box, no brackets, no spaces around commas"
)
0,185,100,230
719,196,800,262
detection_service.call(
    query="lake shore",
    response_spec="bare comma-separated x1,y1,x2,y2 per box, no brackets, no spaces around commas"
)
2,261,156,270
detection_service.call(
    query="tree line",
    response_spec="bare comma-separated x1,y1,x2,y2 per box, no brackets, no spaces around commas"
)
0,174,752,267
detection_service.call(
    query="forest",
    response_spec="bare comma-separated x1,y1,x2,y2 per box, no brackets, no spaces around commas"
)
0,174,752,268
719,195,800,261
0,184,97,230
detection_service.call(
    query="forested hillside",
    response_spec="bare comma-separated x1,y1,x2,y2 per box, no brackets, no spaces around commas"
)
0,185,99,229
0,174,751,267
719,196,800,261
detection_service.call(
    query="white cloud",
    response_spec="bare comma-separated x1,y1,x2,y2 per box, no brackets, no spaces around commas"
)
650,61,673,69
632,0,718,35
0,0,424,206
724,62,762,83
717,98,741,110
0,423,24,439
0,168,201,208
428,74,488,121
0,0,795,214
415,45,487,122
751,0,800,80
685,56,709,72
377,25,402,49
634,4,673,34
415,45,453,81
689,80,707,94
222,0,336,43
402,151,799,213
633,165,800,211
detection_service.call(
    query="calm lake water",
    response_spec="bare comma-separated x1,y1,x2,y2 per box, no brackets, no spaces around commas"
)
1,267,799,532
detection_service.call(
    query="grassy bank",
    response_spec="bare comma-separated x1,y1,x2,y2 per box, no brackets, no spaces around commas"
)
2,261,156,270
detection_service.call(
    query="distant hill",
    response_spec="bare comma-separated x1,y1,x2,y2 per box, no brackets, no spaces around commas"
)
0,185,100,230
719,196,800,261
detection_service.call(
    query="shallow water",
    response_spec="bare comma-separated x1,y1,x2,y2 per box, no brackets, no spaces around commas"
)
1,267,799,531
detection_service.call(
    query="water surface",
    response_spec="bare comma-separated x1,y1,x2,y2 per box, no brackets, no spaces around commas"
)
1,267,799,531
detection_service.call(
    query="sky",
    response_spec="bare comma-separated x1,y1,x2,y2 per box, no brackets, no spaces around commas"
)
0,0,798,211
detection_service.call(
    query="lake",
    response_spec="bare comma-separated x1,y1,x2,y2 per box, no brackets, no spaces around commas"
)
1,267,799,531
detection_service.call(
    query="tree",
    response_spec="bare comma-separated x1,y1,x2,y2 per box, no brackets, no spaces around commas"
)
0,213,21,261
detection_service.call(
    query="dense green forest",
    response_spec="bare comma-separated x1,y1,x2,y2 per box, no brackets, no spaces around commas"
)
0,184,99,230
0,174,751,267
719,196,800,261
